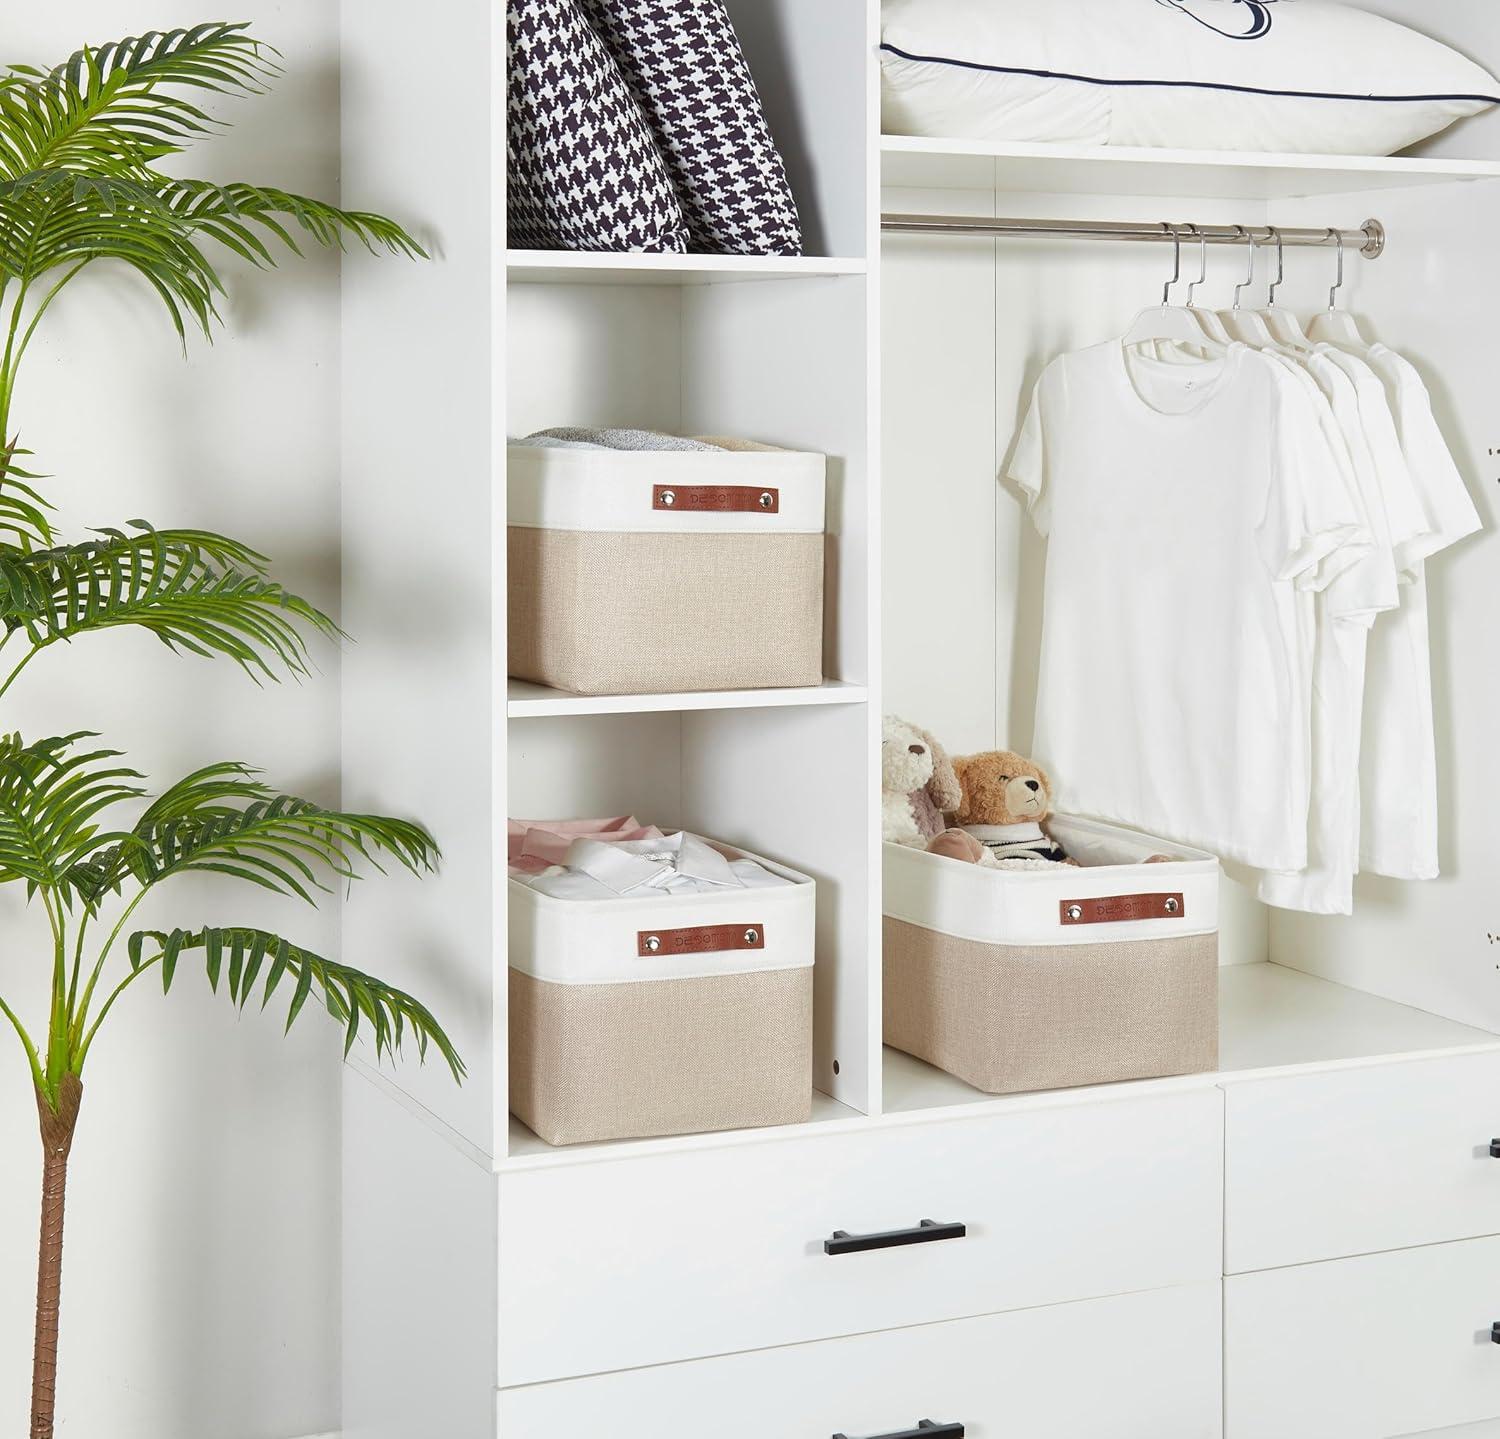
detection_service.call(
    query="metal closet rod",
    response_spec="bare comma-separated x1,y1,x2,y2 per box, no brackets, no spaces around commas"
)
881,214,1387,259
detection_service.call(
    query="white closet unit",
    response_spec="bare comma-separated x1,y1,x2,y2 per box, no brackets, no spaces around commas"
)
340,3,1500,1436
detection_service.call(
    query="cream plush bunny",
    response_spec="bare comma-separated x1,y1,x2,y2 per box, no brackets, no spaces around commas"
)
882,715,963,849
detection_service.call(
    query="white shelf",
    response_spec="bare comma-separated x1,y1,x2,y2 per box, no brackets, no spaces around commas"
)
504,1087,863,1170
506,678,869,719
883,963,1500,1118
506,250,867,286
880,136,1500,200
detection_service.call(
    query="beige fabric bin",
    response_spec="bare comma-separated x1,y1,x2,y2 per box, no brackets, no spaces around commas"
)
508,442,826,695
508,840,816,1146
883,816,1220,1095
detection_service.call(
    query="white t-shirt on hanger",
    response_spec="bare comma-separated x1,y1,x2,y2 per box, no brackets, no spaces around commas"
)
1011,341,1369,871
1357,345,1482,880
1256,348,1414,915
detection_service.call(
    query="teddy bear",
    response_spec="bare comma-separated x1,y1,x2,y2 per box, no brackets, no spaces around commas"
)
882,715,963,849
949,749,1077,870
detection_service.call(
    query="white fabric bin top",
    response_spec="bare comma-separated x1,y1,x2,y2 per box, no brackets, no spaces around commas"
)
885,814,1219,948
509,843,816,985
507,444,827,534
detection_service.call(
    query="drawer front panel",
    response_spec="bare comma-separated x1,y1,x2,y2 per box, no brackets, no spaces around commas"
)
500,1282,1223,1438
1226,1237,1500,1439
1224,1051,1500,1272
498,1089,1222,1386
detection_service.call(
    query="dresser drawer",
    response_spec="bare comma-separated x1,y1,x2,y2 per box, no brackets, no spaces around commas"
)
500,1281,1224,1437
1224,1051,1500,1272
1225,1236,1500,1439
497,1088,1222,1386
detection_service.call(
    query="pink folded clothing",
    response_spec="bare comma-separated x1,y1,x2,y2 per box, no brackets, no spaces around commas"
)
507,816,665,875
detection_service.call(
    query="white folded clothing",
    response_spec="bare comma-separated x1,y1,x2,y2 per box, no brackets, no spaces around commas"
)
516,830,795,901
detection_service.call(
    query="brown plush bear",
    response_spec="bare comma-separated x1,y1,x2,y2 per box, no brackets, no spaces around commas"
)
949,750,1077,869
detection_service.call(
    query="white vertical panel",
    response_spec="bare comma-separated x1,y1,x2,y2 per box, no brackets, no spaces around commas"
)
682,275,870,682
505,282,684,439
723,0,871,258
507,714,685,830
682,704,875,1112
881,187,998,752
343,1071,496,1439
1267,174,1500,1031
342,0,497,1148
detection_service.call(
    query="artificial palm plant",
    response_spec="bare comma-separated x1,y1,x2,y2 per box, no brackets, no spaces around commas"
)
0,24,461,1438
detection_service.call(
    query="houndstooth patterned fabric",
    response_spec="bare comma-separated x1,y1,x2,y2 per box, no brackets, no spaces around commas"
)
507,0,691,252
578,0,804,257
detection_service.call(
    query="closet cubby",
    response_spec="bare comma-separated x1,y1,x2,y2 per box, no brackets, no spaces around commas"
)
498,245,879,1158
505,700,878,1162
879,0,1500,1122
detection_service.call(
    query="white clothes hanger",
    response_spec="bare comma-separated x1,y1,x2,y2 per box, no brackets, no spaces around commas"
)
1217,228,1281,348
1307,228,1371,350
1182,225,1234,346
1122,223,1230,352
1257,227,1314,353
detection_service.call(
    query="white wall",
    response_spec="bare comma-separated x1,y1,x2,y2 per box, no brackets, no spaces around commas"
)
0,5,343,1436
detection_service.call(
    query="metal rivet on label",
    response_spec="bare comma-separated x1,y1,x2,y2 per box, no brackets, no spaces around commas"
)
644,935,661,953
659,490,676,508
1164,898,1180,915
744,928,760,945
1066,905,1084,921
758,492,774,510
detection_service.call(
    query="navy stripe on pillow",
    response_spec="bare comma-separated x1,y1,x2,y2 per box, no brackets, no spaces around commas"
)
879,42,1500,108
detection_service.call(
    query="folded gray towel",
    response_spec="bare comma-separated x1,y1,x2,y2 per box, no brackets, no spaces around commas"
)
522,427,724,453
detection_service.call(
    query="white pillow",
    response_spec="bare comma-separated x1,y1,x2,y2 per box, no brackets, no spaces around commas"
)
881,0,1500,156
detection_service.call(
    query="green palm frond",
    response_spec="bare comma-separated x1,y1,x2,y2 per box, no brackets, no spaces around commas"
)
76,767,438,906
0,732,143,898
164,178,426,262
0,523,340,683
0,445,51,549
124,925,465,1080
0,170,225,338
0,23,280,180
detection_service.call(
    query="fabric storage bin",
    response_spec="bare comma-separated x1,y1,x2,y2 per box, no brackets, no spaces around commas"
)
509,839,816,1145
507,442,826,695
883,815,1220,1095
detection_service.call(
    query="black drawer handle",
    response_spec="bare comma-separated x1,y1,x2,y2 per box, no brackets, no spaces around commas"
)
833,1423,965,1439
824,1219,967,1256
1491,1322,1500,1344
1490,1139,1500,1158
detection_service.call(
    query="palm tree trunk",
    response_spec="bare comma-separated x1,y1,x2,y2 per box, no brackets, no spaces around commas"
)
30,1075,81,1439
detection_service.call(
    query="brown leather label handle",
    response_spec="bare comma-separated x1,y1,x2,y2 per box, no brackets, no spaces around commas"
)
652,484,780,514
1060,893,1185,926
637,923,766,958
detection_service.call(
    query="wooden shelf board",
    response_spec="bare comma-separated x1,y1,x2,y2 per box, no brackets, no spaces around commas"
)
881,136,1500,200
506,678,869,719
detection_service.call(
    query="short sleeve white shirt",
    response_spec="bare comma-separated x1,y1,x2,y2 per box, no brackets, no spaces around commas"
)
1358,346,1482,880
1011,340,1369,871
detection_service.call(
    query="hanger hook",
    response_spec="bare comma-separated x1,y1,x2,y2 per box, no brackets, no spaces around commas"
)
1161,222,1183,306
1327,227,1346,312
1185,224,1208,309
1233,226,1257,312
1267,226,1285,309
